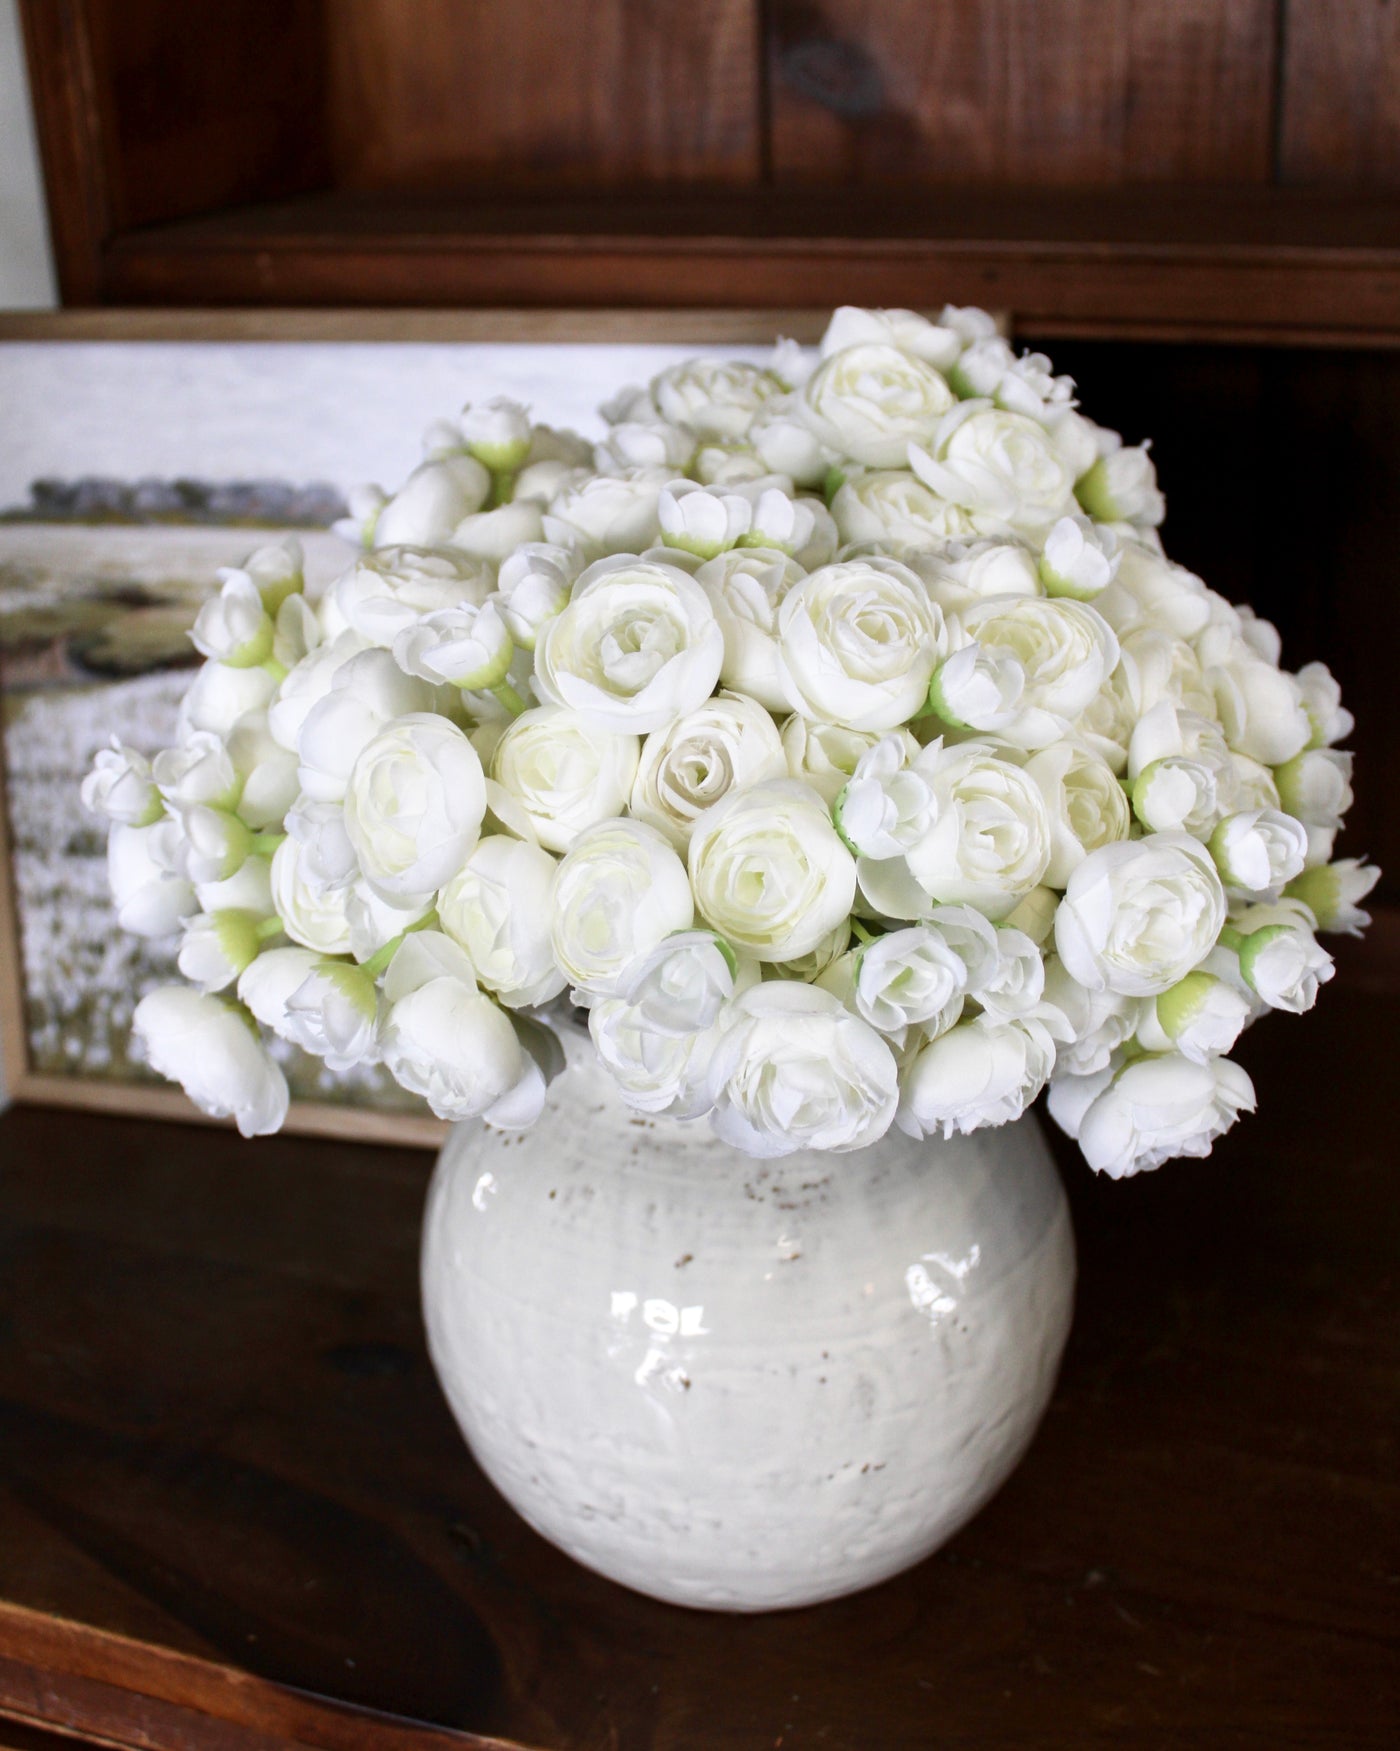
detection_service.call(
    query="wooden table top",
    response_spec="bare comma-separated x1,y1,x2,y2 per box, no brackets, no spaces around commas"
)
0,926,1396,1751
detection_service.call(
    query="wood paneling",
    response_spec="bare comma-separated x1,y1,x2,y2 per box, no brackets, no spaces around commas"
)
767,0,1278,185
1,943,1398,1746
81,0,328,231
323,0,762,190
1279,0,1400,184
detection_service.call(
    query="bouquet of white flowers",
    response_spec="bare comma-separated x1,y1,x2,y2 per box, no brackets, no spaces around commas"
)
84,305,1378,1177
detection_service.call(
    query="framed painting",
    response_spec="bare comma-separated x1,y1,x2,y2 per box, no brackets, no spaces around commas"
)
0,308,850,1143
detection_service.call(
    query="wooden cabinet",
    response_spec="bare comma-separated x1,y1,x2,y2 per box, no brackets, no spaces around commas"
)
18,0,1400,341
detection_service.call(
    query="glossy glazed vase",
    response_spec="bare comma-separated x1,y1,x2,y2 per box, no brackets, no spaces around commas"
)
421,1033,1076,1613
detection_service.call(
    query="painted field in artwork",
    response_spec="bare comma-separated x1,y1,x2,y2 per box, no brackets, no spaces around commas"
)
0,516,422,1113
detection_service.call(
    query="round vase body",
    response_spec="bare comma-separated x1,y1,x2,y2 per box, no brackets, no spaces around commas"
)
421,1038,1075,1612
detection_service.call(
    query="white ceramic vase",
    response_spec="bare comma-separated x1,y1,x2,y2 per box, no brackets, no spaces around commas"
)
421,1029,1076,1612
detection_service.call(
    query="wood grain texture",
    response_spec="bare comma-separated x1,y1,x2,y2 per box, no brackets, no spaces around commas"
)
323,0,762,190
1279,0,1400,185
767,0,1278,185
15,0,113,304
0,918,1397,1747
80,0,328,231
92,187,1400,343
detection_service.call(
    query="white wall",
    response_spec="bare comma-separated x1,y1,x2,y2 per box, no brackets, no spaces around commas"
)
0,0,58,309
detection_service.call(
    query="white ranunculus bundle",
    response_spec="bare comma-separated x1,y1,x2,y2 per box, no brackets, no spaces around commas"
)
87,307,1379,1178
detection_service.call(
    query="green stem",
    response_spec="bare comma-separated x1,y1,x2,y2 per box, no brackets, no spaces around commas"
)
491,680,529,717
1218,924,1247,955
850,919,880,946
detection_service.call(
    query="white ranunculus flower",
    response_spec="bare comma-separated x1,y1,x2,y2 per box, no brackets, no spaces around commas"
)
1053,1053,1256,1177
132,986,289,1137
226,715,299,830
542,467,670,557
924,640,1025,734
916,538,1041,619
533,556,724,733
152,730,241,812
1074,441,1165,527
176,909,264,993
897,739,1053,919
630,692,786,848
745,487,833,564
777,557,947,731
295,649,433,804
344,879,431,963
1273,748,1353,829
652,358,785,442
361,454,491,548
493,542,579,649
910,402,1075,539
1039,514,1119,600
491,706,639,852
334,546,493,647
1025,741,1132,887
174,804,255,885
819,305,964,370
550,819,694,999
657,479,753,558
689,778,856,963
833,732,936,859
705,982,899,1156
897,1013,1057,1139
179,659,277,741
618,929,738,1037
1095,544,1212,642
378,932,530,1123
589,998,723,1117
1209,809,1308,894
460,395,532,471
974,926,1047,1021
846,926,968,1037
1054,833,1227,996
1040,956,1144,1077
1207,652,1311,767
1139,970,1252,1065
1233,916,1335,1013
343,714,486,903
438,834,565,1009
190,570,274,668
270,836,355,954
238,944,320,1030
594,418,694,475
696,546,807,711
1294,660,1354,749
82,740,163,827
1284,859,1381,937
266,629,372,752
749,403,833,488
104,819,194,938
782,716,913,808
280,959,380,1072
950,596,1119,751
830,469,977,552
283,795,358,892
801,342,956,467
449,498,546,564
392,600,514,690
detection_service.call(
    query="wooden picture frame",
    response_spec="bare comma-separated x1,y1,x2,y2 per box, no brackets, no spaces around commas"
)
2,306,1008,1145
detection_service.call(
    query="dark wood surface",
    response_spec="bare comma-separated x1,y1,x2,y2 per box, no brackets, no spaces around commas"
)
0,920,1396,1750
17,1,1400,338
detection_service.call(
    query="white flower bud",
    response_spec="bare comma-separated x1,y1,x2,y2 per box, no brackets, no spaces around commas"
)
1209,809,1307,893
1273,748,1353,829
191,571,275,668
177,909,265,993
1141,971,1251,1064
494,543,579,649
393,601,514,690
1051,1052,1255,1177
1075,442,1165,527
1234,919,1335,1013
897,1014,1057,1139
82,740,162,827
1040,515,1119,600
460,396,532,472
657,479,754,558
132,986,288,1137
1283,859,1381,937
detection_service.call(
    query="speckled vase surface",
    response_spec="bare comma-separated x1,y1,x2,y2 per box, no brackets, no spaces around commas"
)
421,1032,1076,1613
